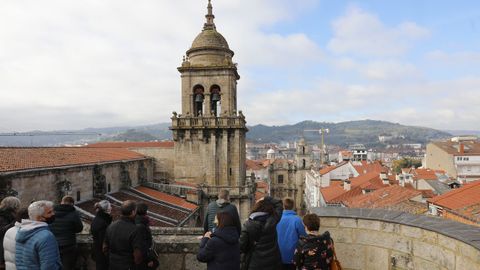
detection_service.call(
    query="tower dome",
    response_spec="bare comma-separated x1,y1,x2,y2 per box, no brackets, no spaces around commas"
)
185,0,234,67
190,29,230,51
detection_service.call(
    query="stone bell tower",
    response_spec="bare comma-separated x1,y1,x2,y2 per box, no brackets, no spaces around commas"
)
170,1,252,217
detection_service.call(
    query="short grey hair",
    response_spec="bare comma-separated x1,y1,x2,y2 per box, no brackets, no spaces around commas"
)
28,201,54,220
0,196,20,211
218,189,230,201
96,200,111,212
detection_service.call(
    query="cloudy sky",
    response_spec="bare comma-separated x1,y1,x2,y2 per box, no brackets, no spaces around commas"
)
1,0,479,132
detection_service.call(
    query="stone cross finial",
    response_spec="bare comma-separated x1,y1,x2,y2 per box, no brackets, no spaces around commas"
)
204,0,216,30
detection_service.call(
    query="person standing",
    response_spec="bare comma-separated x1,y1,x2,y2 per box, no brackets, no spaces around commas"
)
239,196,283,270
90,200,112,270
49,195,84,270
15,200,62,270
203,190,241,235
0,197,20,270
135,202,159,270
104,200,145,270
3,208,29,270
276,198,306,270
197,212,240,270
294,214,334,270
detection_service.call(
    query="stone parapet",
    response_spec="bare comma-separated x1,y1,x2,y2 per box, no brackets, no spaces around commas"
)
75,209,480,270
310,207,480,270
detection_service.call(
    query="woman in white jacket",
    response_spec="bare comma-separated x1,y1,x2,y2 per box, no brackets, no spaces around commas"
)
3,208,29,270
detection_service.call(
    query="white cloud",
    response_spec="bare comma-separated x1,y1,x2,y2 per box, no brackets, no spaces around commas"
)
327,6,430,57
426,50,480,66
0,0,320,131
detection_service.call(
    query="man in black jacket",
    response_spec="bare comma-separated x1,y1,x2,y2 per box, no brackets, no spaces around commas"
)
104,200,146,270
49,195,84,270
203,189,241,235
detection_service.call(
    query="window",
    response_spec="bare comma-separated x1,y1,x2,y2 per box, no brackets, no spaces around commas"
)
107,183,111,193
278,175,284,184
210,85,221,117
76,191,81,202
193,85,205,116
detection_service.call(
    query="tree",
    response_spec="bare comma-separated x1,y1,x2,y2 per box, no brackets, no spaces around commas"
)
392,158,422,174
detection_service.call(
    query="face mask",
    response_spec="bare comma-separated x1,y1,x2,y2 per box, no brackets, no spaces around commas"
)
44,215,55,224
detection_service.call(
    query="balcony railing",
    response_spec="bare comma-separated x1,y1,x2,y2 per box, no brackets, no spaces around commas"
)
171,116,246,129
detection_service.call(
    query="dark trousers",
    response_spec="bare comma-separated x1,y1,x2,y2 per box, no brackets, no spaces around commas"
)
59,245,78,270
282,264,296,270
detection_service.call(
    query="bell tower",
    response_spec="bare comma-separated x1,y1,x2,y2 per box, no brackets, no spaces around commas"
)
171,1,248,193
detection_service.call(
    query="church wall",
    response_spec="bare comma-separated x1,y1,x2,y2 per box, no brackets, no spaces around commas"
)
130,147,174,182
6,158,154,205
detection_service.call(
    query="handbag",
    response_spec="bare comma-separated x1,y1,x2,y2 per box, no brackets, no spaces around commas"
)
330,243,342,270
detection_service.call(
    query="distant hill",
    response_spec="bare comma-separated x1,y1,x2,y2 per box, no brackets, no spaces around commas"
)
0,120,451,147
247,120,451,147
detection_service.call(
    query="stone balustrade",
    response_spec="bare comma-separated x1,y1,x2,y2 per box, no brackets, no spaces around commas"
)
310,207,480,270
76,208,480,270
171,116,246,129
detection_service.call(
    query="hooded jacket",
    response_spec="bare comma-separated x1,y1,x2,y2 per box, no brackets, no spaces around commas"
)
3,222,20,270
276,210,307,264
15,219,62,270
49,204,83,247
204,199,241,235
197,226,240,270
239,197,283,270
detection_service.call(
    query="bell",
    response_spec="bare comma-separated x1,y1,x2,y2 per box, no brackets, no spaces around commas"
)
195,94,204,102
211,92,220,102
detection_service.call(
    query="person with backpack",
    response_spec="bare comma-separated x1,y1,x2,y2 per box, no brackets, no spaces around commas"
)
294,213,334,270
239,196,283,270
203,189,241,235
197,211,240,270
0,197,20,270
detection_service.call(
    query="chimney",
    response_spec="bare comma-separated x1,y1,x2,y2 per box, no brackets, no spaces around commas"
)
459,143,465,154
344,180,351,191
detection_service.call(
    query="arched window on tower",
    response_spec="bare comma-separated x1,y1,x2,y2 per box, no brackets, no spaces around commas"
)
210,85,221,117
302,146,305,155
193,85,205,116
302,159,306,169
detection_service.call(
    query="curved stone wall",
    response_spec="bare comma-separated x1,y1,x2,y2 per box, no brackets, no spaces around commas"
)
310,208,480,270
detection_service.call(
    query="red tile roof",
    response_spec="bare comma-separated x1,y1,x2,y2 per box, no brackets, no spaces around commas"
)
344,185,422,208
0,147,149,173
350,171,383,188
135,186,198,211
330,186,364,204
86,141,174,148
320,184,347,203
428,180,480,210
432,140,480,156
246,159,265,170
413,168,438,180
320,172,386,204
319,162,346,175
354,161,384,175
